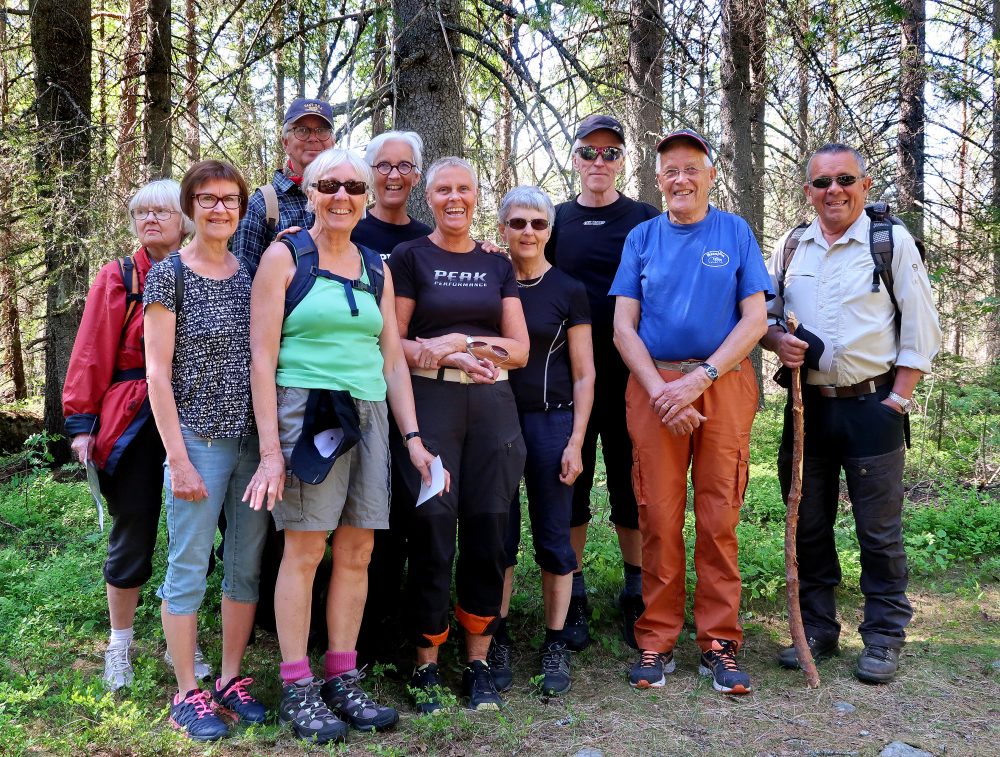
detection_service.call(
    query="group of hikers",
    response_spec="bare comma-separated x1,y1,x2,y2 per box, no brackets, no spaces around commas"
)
62,98,941,743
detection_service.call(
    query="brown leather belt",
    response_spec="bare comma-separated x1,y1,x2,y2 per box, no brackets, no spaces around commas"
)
810,370,894,398
654,360,740,373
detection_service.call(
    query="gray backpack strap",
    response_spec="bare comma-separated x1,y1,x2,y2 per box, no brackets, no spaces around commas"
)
778,223,809,299
259,183,279,235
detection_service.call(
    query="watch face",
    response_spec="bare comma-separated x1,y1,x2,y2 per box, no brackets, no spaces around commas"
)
702,363,719,380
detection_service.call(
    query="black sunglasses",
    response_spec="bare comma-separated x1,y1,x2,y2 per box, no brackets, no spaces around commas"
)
506,217,549,231
575,145,624,162
312,179,368,195
809,174,863,189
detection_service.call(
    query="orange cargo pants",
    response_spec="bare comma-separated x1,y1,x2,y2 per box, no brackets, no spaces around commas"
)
625,358,757,653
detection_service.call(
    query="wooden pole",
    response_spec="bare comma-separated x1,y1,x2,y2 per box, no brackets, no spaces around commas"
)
785,311,820,688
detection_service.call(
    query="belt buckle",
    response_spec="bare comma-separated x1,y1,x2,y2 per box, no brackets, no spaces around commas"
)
457,370,472,385
864,380,876,394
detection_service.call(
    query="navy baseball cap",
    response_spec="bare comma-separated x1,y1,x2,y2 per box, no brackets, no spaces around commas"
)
656,129,714,160
289,389,361,485
575,114,626,143
283,98,334,128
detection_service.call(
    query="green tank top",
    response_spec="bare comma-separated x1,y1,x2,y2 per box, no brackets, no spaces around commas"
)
276,267,387,400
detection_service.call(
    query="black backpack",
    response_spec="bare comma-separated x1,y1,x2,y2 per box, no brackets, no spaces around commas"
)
777,201,926,336
279,228,384,318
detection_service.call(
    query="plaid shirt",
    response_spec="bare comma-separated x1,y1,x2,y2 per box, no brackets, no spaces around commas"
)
231,170,313,276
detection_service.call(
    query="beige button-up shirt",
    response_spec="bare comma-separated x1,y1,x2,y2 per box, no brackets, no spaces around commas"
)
766,212,941,387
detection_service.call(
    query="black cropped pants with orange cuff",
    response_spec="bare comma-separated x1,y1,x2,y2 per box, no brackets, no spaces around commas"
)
395,375,526,647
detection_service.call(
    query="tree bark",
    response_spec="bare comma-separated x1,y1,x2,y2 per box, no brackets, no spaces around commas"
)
625,0,663,208
370,10,390,136
0,264,26,400
990,0,1000,362
30,0,92,456
393,0,464,225
184,0,200,162
274,0,286,167
828,0,840,140
495,13,514,202
145,0,172,178
897,0,926,236
114,0,145,191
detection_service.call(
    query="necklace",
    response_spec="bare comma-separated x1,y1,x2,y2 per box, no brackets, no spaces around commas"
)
517,267,550,288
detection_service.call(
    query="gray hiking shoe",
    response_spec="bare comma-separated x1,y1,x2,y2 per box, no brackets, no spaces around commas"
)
278,677,348,744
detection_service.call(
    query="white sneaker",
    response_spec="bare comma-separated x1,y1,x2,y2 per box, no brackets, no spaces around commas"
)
164,643,213,682
104,640,134,691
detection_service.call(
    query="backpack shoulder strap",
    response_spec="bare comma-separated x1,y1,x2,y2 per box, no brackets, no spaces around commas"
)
259,183,280,235
169,252,184,317
778,222,809,299
865,202,901,334
282,229,319,318
358,244,385,307
117,255,142,343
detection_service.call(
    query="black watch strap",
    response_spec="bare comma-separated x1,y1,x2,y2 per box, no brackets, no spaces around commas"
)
403,431,421,442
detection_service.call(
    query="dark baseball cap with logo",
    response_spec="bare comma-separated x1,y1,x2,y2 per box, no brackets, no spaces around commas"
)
289,388,361,485
283,98,335,128
574,114,626,144
656,129,714,161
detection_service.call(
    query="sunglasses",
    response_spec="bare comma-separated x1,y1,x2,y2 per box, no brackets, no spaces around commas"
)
809,174,864,189
192,193,242,210
312,179,368,195
505,217,549,231
467,340,510,365
290,126,333,141
575,145,624,162
373,160,416,176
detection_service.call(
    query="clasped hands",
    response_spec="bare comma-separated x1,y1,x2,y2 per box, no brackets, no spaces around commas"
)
648,369,712,436
414,334,499,384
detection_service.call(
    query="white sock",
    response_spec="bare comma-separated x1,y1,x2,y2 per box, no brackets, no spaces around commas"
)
109,627,134,646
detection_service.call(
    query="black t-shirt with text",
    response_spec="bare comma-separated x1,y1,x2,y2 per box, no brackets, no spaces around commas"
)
388,236,518,339
509,267,591,412
351,213,432,261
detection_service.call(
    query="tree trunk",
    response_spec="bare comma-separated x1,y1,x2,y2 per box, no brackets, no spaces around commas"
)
0,264,26,400
370,11,390,136
625,0,663,208
297,2,306,98
897,0,926,236
30,0,92,456
115,0,145,191
828,0,840,140
495,13,514,202
145,0,172,178
393,0,464,226
796,0,809,163
274,0,286,167
990,0,1000,362
184,0,200,162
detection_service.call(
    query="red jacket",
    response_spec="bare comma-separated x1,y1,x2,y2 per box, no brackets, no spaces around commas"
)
63,247,157,473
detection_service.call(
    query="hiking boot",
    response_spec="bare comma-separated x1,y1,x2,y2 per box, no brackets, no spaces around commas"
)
321,668,399,732
855,645,900,684
164,643,213,682
699,640,752,695
563,595,591,651
617,590,644,650
409,662,447,716
777,636,840,669
486,637,514,692
103,640,134,691
169,688,230,741
462,659,503,711
278,677,348,744
539,640,572,696
212,676,266,724
629,649,675,689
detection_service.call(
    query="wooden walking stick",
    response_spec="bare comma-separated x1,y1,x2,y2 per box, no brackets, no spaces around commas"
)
784,311,820,688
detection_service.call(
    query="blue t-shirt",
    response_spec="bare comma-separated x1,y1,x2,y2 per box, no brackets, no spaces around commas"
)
609,206,770,361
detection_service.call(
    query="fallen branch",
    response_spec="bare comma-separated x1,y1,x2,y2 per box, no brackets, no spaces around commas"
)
785,311,819,689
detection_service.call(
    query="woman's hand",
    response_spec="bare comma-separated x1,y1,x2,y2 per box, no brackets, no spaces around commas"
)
242,451,285,511
169,457,209,501
443,351,498,383
559,439,583,486
273,226,303,243
414,334,465,369
407,438,451,493
71,434,95,465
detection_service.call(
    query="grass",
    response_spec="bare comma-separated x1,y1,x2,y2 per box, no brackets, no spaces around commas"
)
1,399,998,755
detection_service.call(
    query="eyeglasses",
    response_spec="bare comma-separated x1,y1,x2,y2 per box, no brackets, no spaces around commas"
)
290,126,333,141
373,160,416,176
659,167,707,181
574,145,623,162
808,174,864,189
467,340,510,365
131,207,178,221
505,217,549,231
192,193,242,210
312,179,368,195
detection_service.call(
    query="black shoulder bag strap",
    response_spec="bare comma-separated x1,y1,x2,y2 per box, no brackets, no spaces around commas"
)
169,252,185,316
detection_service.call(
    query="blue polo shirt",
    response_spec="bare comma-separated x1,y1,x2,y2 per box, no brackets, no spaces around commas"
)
610,205,770,361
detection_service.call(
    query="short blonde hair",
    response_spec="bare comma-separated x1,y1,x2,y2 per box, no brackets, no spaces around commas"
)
423,157,478,203
302,148,374,208
127,179,193,237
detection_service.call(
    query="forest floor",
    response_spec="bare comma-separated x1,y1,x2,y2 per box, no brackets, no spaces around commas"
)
2,402,998,756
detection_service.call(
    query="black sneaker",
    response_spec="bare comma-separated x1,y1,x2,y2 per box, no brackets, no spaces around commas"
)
278,677,348,744
212,676,267,724
409,662,446,716
169,688,230,741
777,636,840,669
462,659,503,711
321,668,399,732
629,649,675,689
855,645,900,684
539,640,572,696
617,590,645,650
563,595,592,651
486,637,514,692
699,640,752,695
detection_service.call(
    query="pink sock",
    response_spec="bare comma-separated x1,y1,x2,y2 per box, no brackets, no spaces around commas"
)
280,657,313,685
325,650,357,680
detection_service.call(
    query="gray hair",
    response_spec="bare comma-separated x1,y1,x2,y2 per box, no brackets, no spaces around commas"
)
424,157,478,200
806,143,867,181
364,131,424,172
302,148,374,206
127,179,193,237
498,186,555,226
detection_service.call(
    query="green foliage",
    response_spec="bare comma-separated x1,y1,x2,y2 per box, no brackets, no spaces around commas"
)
904,483,1000,575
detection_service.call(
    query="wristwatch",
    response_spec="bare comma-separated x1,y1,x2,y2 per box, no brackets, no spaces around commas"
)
700,362,719,382
888,391,914,413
